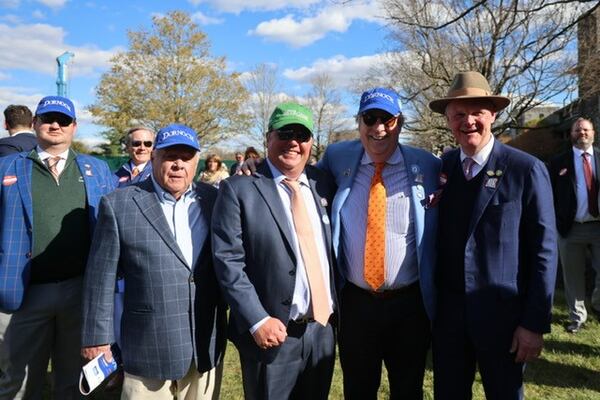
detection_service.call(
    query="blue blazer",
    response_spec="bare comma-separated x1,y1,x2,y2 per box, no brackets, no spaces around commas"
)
318,140,441,321
81,179,227,379
0,132,37,157
439,142,558,346
0,151,115,312
114,161,153,187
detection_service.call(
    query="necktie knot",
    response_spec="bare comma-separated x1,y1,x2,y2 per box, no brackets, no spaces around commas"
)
283,178,301,193
45,156,62,182
131,166,140,177
462,157,475,180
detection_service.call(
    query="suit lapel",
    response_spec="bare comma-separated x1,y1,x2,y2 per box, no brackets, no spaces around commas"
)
468,141,508,236
133,180,190,269
252,163,296,257
401,145,425,262
16,154,33,227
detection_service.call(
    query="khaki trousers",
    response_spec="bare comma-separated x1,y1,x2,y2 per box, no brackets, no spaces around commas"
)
121,361,222,400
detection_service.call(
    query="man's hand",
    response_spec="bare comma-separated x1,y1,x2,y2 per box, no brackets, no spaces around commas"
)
510,326,543,363
252,317,287,349
81,344,113,362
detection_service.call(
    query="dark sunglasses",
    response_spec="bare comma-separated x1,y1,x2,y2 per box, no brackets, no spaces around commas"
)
275,128,312,143
38,113,74,127
361,112,397,128
131,140,153,148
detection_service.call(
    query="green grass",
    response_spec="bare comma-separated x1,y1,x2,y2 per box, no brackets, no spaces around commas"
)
79,290,600,399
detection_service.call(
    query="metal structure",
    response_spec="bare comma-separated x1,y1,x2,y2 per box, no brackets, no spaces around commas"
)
56,51,74,97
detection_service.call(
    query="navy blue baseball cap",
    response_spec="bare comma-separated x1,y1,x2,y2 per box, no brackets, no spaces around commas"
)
35,96,76,119
358,88,402,116
155,124,200,151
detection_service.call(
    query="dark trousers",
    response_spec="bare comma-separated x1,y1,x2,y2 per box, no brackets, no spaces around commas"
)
338,282,431,400
240,321,335,400
433,293,524,400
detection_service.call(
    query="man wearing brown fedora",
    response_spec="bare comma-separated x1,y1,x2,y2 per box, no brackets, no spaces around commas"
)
428,71,558,400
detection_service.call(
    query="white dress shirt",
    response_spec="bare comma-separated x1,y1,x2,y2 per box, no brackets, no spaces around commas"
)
458,135,495,179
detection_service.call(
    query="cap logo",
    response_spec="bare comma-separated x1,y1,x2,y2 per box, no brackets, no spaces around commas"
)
41,99,71,111
362,92,394,104
281,109,310,122
161,129,195,141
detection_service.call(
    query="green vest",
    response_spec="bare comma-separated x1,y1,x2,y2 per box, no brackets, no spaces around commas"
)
29,150,91,283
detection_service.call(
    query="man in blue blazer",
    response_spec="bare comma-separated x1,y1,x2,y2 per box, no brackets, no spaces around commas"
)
213,103,338,399
429,71,558,400
0,96,115,398
319,88,441,399
81,124,226,399
0,104,37,157
114,126,155,187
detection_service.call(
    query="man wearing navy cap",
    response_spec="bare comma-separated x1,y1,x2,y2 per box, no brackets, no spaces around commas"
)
319,88,441,399
0,96,115,398
81,124,227,399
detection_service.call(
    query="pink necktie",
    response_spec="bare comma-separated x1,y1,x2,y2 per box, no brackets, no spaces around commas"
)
582,153,599,217
462,157,475,180
45,156,61,183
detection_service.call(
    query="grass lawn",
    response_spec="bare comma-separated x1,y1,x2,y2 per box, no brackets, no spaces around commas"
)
82,290,599,399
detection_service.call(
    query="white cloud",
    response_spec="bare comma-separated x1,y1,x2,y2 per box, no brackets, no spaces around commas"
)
249,1,384,47
36,0,67,9
0,14,21,24
0,23,119,77
32,9,45,19
283,53,390,87
0,0,20,9
191,11,224,25
188,0,319,13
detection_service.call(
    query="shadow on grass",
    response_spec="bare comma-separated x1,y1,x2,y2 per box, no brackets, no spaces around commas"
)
526,357,600,392
544,338,600,357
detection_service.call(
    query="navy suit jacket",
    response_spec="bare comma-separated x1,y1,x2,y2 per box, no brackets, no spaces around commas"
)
0,150,114,312
81,179,227,379
548,147,600,237
0,132,37,157
438,141,558,347
319,140,441,321
212,162,337,363
114,160,153,187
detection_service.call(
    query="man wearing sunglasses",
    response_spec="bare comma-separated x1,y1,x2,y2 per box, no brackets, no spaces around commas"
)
212,103,338,399
319,88,441,399
114,126,155,187
0,95,115,398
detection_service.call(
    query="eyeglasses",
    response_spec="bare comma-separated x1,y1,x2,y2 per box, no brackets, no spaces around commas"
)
38,113,74,127
361,112,398,128
275,128,312,143
131,140,153,148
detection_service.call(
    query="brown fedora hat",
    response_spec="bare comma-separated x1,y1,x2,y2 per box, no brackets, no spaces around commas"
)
429,71,510,114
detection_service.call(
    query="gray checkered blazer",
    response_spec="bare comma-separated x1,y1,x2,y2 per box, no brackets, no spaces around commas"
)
81,179,227,380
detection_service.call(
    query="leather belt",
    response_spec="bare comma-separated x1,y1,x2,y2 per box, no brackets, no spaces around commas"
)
348,281,419,300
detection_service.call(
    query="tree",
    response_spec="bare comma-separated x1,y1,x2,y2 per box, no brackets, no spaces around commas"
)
364,0,598,152
244,63,282,154
306,73,348,160
89,10,250,155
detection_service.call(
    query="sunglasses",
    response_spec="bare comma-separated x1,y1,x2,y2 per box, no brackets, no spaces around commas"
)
275,128,312,143
361,113,398,128
38,113,74,127
131,140,154,148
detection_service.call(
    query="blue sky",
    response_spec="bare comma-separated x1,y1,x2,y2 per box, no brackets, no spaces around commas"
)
0,0,391,146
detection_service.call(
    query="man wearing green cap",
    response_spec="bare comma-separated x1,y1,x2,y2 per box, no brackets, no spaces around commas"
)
212,102,338,399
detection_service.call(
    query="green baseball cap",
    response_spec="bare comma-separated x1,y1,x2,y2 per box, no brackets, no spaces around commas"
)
268,102,314,133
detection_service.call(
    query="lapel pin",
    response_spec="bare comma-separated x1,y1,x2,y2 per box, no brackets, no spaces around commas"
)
320,197,328,207
2,175,17,186
85,170,93,176
411,164,420,175
495,169,503,176
415,173,424,184
486,170,495,177
343,169,350,177
322,214,330,225
559,168,567,176
485,177,498,189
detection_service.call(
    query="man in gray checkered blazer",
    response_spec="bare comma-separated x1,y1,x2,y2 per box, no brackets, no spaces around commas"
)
81,124,227,399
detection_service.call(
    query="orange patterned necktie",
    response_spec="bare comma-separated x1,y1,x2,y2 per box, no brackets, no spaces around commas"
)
284,179,331,326
364,162,386,290
131,167,140,178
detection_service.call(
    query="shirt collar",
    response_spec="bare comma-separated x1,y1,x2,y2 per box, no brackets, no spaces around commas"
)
572,146,594,158
151,174,194,204
11,130,34,136
266,158,309,187
360,144,403,166
460,136,495,166
130,160,148,171
36,146,70,161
